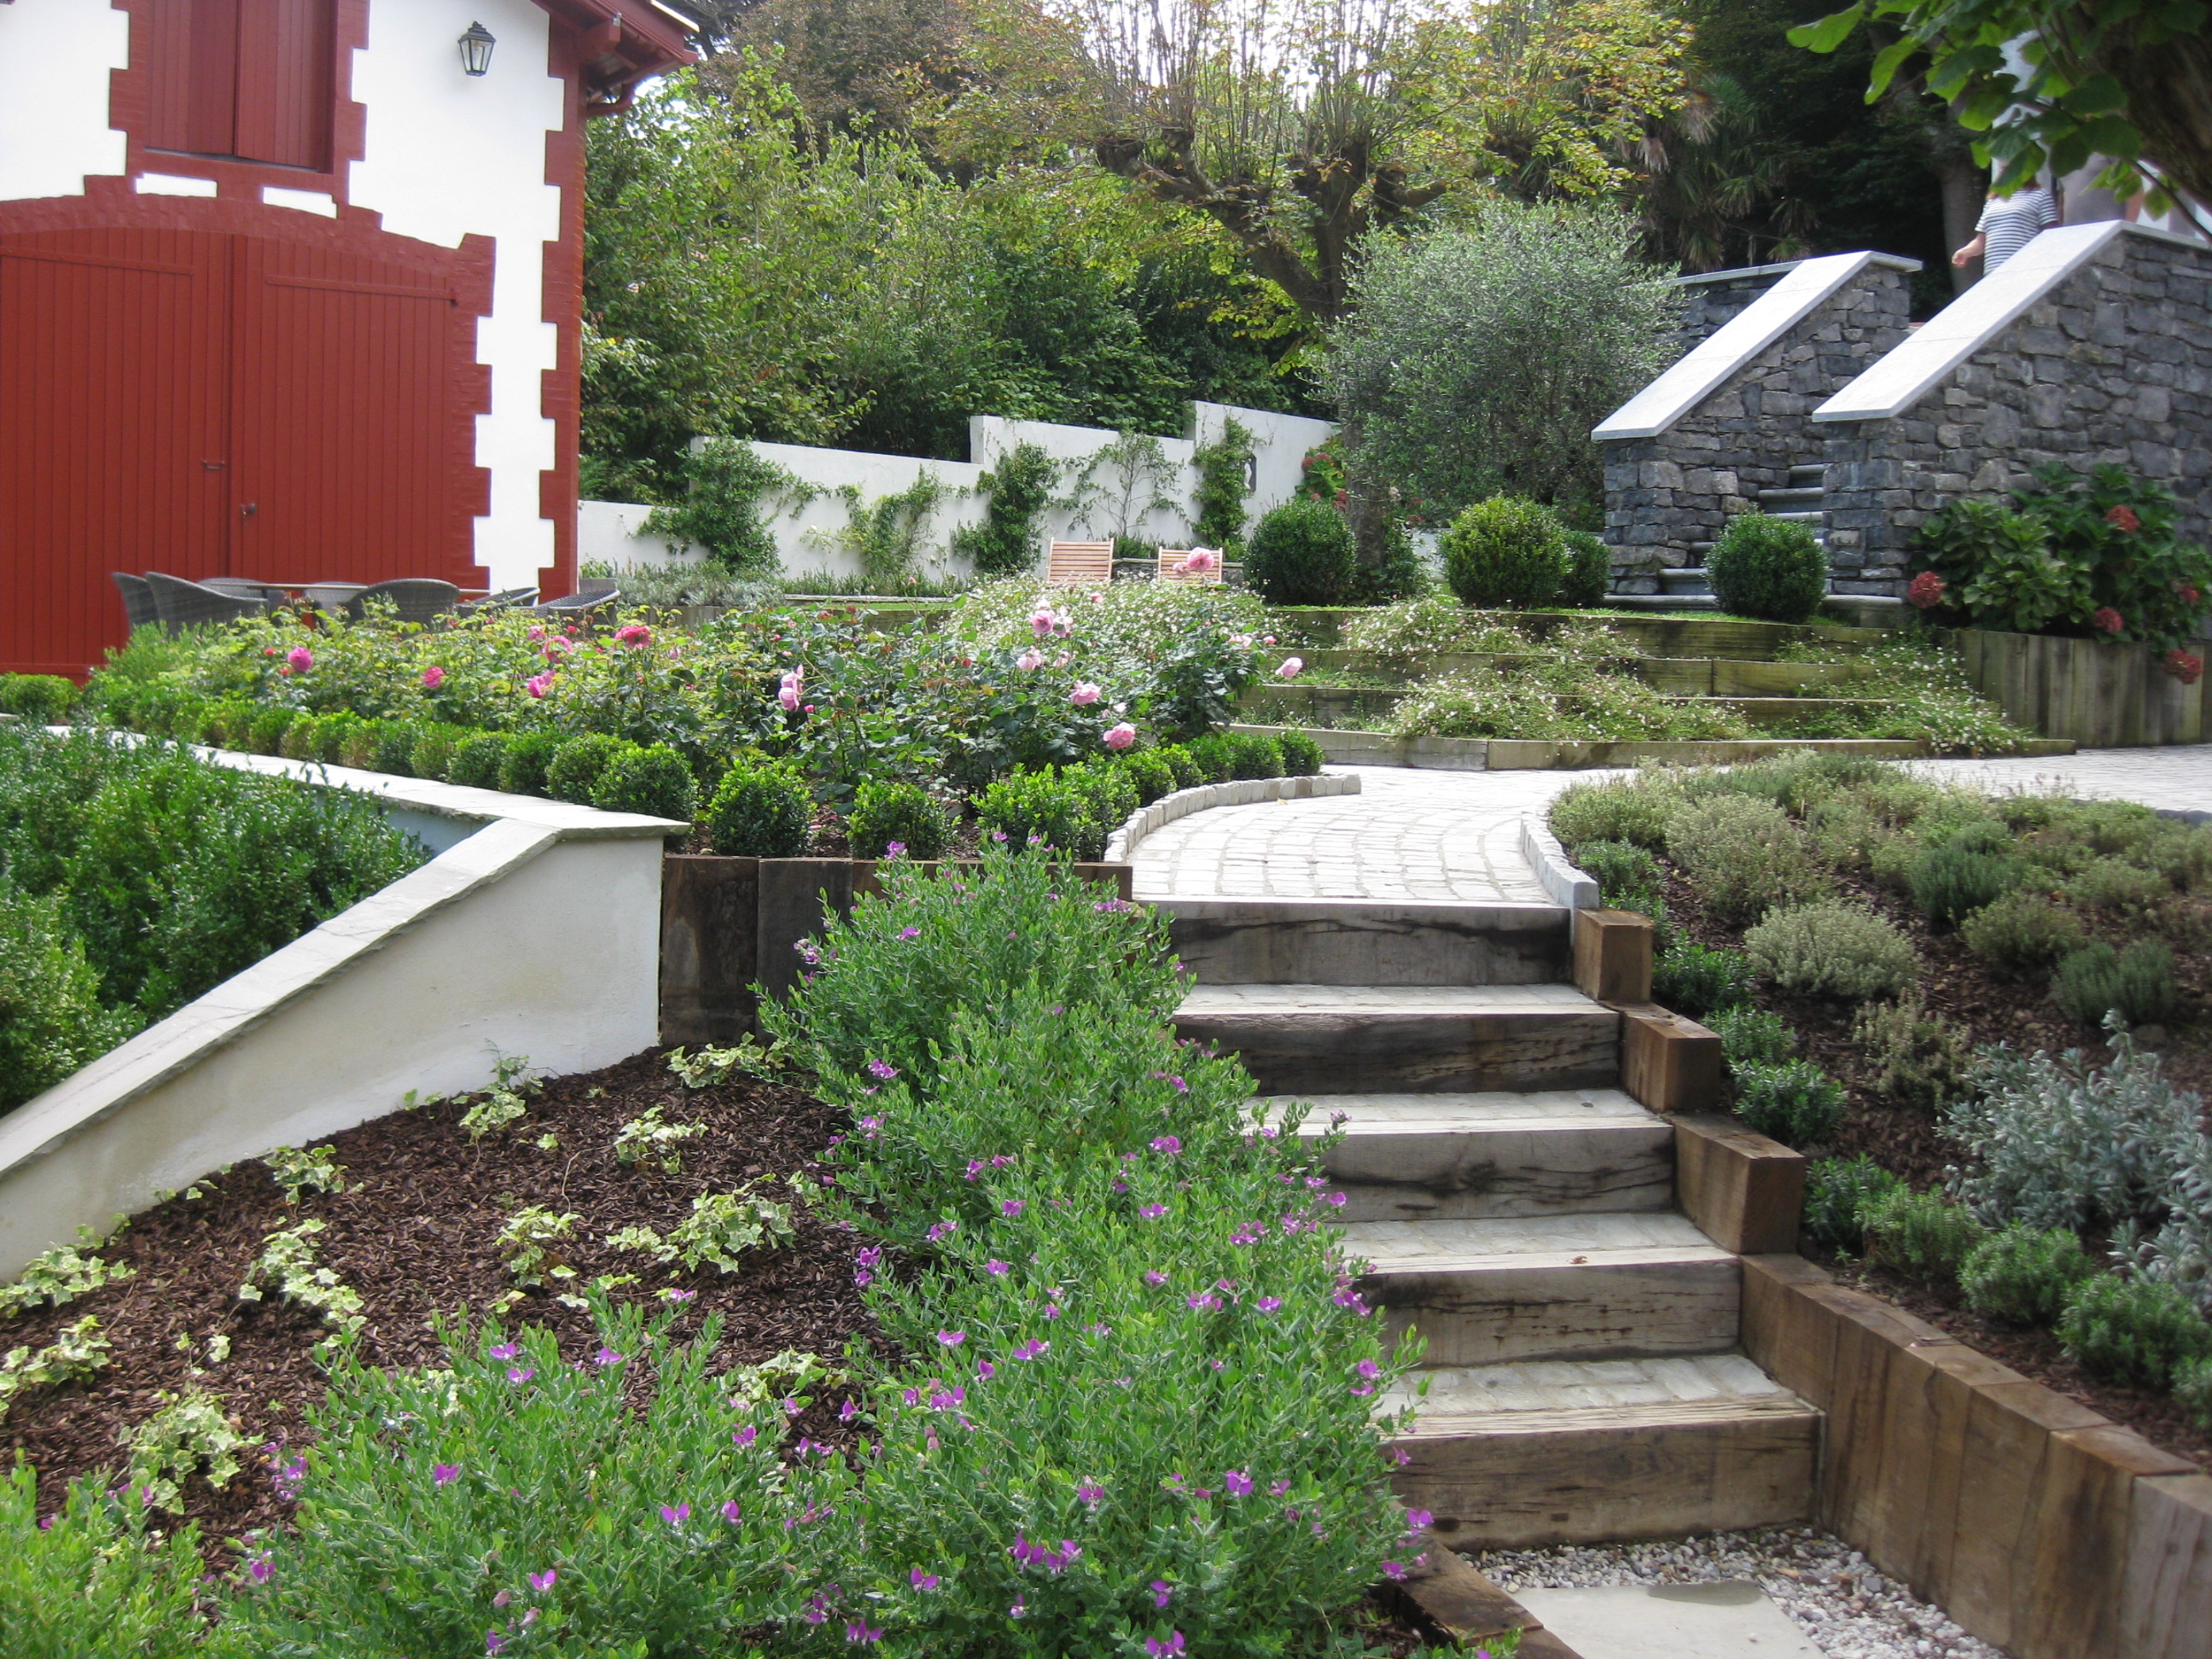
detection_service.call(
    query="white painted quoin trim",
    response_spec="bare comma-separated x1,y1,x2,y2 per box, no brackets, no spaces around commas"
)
1592,253,1924,442
1813,221,2204,422
0,742,683,1278
347,0,569,589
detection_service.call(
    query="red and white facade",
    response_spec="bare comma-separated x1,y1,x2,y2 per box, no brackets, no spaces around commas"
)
0,0,690,675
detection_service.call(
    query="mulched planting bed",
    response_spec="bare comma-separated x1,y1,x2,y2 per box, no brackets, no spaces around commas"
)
1,1049,871,1551
1659,864,2212,1470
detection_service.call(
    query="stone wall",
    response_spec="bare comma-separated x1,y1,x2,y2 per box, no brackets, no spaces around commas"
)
1602,259,1918,592
1674,265,1792,350
1819,230,2212,596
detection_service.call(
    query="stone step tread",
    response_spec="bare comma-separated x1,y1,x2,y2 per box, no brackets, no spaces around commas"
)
1179,983,1603,1016
1347,1211,1724,1268
1261,1088,1657,1129
1757,486,1825,504
1388,1353,1796,1422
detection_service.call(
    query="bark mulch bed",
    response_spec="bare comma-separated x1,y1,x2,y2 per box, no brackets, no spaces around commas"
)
1659,864,2212,1471
1,1049,871,1550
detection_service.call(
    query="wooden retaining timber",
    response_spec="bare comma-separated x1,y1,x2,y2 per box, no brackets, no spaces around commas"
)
1743,1254,2212,1659
1955,626,2208,747
658,854,1132,1042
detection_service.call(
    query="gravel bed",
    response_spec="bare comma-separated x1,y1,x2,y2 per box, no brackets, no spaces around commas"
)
1471,1526,2012,1659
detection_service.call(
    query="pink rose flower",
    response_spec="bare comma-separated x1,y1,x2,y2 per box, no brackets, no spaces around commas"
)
1276,657,1303,679
422,666,445,690
1183,549,1217,572
1030,608,1056,638
1103,723,1136,750
526,672,554,699
779,685,801,712
1069,682,1102,706
1016,649,1045,672
615,623,652,647
286,646,314,672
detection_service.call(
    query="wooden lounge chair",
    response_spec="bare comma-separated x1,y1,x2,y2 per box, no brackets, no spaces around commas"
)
343,579,461,624
144,571,272,633
112,573,159,632
1045,541,1113,586
1156,550,1225,584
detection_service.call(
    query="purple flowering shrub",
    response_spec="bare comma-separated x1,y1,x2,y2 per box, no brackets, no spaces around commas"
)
771,850,1426,1654
765,841,1184,1094
229,1301,852,1655
0,1462,206,1659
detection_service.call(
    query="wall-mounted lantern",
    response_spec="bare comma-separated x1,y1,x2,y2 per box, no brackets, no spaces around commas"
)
458,21,497,76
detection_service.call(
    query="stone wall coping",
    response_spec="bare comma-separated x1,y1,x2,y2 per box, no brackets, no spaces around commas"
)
1519,811,1599,909
1671,253,1922,289
1813,220,2208,423
1594,252,1915,441
1103,771,1361,862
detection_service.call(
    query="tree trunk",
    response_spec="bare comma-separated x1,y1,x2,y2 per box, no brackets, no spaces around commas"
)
1937,150,1985,293
2088,26,2212,208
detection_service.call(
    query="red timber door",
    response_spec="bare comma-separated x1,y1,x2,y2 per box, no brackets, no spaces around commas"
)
227,241,467,586
0,230,473,676
0,230,231,676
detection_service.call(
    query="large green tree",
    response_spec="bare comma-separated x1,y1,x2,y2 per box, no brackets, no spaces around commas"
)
1791,0,2212,218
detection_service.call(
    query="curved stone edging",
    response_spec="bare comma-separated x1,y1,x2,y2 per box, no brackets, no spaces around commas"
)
1519,812,1598,910
1105,772,1361,863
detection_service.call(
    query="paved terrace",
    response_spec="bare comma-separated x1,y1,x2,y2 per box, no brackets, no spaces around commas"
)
1129,750,2212,903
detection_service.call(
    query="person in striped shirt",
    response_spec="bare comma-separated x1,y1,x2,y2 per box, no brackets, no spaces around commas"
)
1953,180,2059,275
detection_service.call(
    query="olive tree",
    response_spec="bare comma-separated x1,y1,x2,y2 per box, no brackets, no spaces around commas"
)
1321,203,1680,518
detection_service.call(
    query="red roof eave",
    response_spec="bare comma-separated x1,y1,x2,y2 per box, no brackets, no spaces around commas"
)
533,0,698,82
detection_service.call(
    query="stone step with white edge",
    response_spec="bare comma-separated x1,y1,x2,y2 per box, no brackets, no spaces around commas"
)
1260,1089,1674,1222
1174,983,1619,1096
1385,1353,1820,1548
1161,898,1573,987
1345,1212,1739,1366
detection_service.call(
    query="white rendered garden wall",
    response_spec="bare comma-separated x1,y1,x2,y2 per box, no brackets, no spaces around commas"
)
580,402,1337,582
0,751,680,1278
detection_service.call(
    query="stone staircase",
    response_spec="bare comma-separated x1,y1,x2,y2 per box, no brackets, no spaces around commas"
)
1165,898,1821,1551
1619,462,1831,611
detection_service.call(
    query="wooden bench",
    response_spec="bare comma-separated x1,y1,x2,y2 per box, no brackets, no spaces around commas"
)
1045,541,1113,585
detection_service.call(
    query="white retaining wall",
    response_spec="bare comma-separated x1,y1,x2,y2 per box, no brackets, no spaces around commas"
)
582,401,1336,583
0,750,680,1278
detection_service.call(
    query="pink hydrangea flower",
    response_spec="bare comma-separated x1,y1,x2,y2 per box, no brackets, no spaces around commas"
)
2093,606,2126,634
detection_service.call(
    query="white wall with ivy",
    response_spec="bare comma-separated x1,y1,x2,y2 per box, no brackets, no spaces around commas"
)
579,402,1335,585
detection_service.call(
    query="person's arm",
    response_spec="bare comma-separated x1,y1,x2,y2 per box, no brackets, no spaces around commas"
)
1953,233,1987,268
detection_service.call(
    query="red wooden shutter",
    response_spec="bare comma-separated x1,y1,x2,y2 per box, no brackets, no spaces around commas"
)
143,0,334,169
235,0,334,169
0,230,232,675
144,0,245,158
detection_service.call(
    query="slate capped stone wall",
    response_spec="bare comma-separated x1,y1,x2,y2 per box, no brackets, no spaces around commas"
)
1603,261,1916,592
1820,231,2212,597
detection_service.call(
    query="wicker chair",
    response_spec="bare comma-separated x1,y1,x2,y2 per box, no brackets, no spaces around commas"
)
112,573,160,632
145,571,272,633
343,579,461,624
203,578,292,606
456,586,540,616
